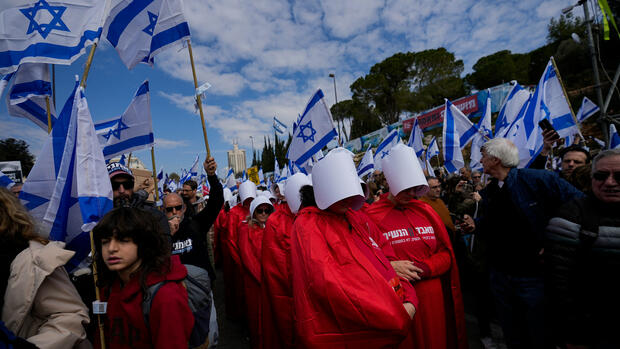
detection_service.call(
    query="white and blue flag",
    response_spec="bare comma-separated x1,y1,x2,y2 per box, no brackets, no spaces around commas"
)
273,116,287,134
104,0,190,69
426,137,439,160
188,154,200,178
0,170,15,189
407,117,424,157
95,80,154,159
0,73,13,96
273,159,281,182
287,89,338,168
278,164,289,183
119,153,126,165
495,82,530,137
610,124,620,150
6,63,57,131
225,168,236,191
374,129,400,170
357,146,374,178
470,91,493,171
442,99,478,173
0,0,108,74
19,81,113,270
576,96,599,123
258,166,265,185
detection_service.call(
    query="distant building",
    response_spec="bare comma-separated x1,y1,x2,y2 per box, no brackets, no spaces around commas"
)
227,141,246,175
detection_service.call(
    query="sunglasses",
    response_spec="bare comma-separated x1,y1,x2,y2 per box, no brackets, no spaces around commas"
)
165,205,183,213
255,208,272,215
111,180,134,190
592,171,620,182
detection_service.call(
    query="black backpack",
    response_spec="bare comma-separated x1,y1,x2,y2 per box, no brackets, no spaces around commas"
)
142,264,214,348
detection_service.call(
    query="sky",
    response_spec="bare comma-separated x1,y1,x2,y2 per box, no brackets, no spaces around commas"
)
0,0,578,178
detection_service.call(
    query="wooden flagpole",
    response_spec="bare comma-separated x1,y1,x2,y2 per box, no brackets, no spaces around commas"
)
127,153,132,167
186,40,211,158
45,96,52,133
89,230,106,349
151,147,160,203
550,56,584,140
80,43,98,88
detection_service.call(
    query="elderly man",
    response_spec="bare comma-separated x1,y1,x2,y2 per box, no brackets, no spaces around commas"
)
163,157,223,283
474,138,583,349
546,149,620,348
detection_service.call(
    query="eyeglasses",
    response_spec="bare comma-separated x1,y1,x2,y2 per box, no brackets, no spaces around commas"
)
165,205,183,213
111,180,134,190
255,208,272,215
592,171,620,182
472,175,481,179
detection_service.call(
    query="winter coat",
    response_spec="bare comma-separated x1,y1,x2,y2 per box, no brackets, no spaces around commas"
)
101,255,193,349
2,241,90,349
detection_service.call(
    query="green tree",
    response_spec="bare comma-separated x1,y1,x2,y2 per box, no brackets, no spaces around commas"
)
465,50,530,90
547,12,586,43
331,99,382,139
0,138,35,177
251,150,260,167
260,136,274,172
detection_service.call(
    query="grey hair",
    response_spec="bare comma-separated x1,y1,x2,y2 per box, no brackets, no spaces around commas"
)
481,138,519,168
592,148,620,175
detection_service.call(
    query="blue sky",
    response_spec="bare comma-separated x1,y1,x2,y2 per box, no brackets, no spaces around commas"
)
0,0,576,178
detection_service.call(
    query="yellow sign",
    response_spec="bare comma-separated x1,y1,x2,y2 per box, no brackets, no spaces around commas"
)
246,166,260,185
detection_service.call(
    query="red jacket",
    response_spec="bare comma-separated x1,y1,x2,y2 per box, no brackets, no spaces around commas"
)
291,206,412,348
222,204,249,319
239,222,265,349
213,208,228,266
261,203,296,349
366,197,468,349
101,256,193,349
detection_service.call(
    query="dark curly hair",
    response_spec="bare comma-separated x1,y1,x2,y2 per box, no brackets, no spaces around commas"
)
93,207,170,298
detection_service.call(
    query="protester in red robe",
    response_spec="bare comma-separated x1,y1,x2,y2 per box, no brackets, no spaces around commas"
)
223,181,256,320
213,187,233,267
291,148,416,348
366,144,467,349
261,173,312,349
239,196,274,349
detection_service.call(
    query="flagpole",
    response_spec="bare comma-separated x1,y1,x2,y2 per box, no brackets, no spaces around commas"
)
550,57,584,139
79,43,98,88
151,147,160,203
89,230,106,349
45,96,52,133
52,64,56,108
186,40,211,158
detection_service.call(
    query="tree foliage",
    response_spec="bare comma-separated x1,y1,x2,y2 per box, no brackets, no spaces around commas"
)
465,50,530,90
0,138,35,177
547,12,586,44
331,99,382,140
260,133,291,172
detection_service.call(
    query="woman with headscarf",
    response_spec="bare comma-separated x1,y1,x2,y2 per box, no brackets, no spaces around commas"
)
238,196,275,348
366,144,467,349
291,148,417,348
261,173,312,349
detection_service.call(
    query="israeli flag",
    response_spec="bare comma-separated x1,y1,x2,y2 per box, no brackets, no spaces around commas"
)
610,124,620,150
407,117,424,157
426,136,439,160
95,81,154,159
168,179,178,192
119,153,126,165
225,168,236,190
0,0,108,74
241,169,247,182
273,116,287,134
576,96,599,123
470,92,493,170
273,159,281,182
442,99,476,173
357,147,374,178
0,73,13,96
258,166,265,185
495,82,530,137
374,129,400,170
278,165,289,183
156,168,164,197
188,154,200,178
104,0,191,69
0,170,15,189
425,157,435,177
6,63,57,131
287,89,338,168
19,81,113,271
523,59,576,155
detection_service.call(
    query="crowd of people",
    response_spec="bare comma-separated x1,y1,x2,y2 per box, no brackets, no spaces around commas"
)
1,135,619,349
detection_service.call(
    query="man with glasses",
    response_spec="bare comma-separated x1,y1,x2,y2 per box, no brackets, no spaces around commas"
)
181,179,204,218
546,148,620,348
163,157,223,283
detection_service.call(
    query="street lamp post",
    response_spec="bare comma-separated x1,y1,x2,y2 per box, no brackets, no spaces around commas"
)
329,73,347,142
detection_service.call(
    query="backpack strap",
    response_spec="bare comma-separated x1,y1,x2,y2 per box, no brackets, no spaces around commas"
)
142,281,168,334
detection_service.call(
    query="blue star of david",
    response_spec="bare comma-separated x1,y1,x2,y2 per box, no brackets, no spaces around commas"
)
143,11,158,36
381,150,390,158
102,120,129,141
297,121,317,143
20,0,70,39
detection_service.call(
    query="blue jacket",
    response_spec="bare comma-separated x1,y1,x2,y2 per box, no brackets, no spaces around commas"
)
479,167,584,243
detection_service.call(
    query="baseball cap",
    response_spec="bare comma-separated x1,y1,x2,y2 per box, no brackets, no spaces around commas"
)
106,162,134,179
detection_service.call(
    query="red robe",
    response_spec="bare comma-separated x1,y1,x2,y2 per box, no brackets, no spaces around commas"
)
223,203,249,319
366,196,468,349
291,206,414,348
239,222,265,349
213,208,228,266
101,256,193,349
261,203,296,349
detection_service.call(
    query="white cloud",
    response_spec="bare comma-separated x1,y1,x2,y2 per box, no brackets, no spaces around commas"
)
155,138,190,148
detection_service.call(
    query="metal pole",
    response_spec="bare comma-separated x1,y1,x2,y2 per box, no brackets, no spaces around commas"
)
187,40,211,158
582,0,609,145
329,73,345,144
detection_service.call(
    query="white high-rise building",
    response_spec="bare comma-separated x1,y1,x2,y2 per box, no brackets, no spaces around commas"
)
227,141,246,175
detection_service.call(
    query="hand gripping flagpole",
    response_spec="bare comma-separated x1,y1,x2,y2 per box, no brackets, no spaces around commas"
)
187,40,211,158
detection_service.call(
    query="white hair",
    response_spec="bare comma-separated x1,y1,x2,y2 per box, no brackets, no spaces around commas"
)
592,148,620,174
482,138,519,168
